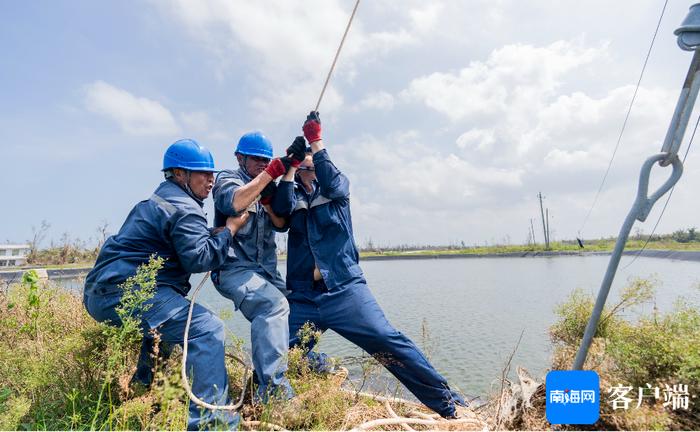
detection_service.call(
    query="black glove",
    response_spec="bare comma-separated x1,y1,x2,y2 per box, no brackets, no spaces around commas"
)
260,181,277,205
287,136,307,163
281,155,300,170
306,111,321,124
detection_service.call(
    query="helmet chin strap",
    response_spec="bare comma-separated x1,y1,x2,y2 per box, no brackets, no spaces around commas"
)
182,170,202,202
240,155,252,178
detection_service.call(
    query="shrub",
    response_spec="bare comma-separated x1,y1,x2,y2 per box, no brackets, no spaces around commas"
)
547,277,699,430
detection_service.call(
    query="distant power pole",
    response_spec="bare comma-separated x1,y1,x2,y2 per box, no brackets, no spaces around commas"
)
546,208,551,246
538,192,550,249
530,218,537,245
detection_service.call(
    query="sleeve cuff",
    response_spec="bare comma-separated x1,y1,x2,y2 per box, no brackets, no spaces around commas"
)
312,148,330,163
216,226,233,244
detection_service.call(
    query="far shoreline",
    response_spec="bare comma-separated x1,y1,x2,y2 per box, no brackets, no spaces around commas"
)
2,249,699,282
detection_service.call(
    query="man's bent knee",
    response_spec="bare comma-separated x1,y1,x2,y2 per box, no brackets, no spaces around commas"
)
240,283,289,320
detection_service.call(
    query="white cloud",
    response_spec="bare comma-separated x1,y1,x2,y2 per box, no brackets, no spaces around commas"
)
180,111,211,132
456,128,495,152
401,40,604,121
84,81,180,136
356,91,395,110
525,85,675,165
543,148,602,169
157,0,426,119
409,3,442,33
336,35,678,244
336,131,523,213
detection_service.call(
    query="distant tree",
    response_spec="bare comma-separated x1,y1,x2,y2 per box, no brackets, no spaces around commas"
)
27,220,50,264
671,227,699,243
96,220,110,249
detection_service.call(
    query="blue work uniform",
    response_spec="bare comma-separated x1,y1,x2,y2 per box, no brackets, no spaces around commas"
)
83,179,238,431
212,168,293,401
272,149,465,418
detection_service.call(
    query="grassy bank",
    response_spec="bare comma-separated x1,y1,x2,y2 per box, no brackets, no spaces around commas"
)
358,237,700,258
504,278,700,430
0,266,485,431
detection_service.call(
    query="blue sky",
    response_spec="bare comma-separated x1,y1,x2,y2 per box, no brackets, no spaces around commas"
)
2,0,699,248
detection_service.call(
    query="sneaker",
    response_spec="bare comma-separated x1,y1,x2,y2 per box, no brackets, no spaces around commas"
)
307,351,336,374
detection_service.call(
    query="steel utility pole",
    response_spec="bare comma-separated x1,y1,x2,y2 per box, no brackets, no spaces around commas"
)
538,192,549,249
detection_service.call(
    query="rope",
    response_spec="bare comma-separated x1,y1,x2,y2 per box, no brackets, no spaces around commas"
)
241,420,288,431
383,400,416,431
621,112,700,269
181,271,250,411
314,0,361,111
351,417,484,431
338,382,487,430
578,0,669,237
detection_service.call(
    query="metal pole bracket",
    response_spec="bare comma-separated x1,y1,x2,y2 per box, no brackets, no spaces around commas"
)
634,154,683,222
675,3,700,51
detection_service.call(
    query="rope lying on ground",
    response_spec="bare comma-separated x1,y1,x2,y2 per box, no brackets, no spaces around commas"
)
351,417,485,431
241,420,288,431
335,369,488,431
383,400,416,431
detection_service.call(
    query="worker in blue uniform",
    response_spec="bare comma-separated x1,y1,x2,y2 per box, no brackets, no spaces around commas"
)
271,113,468,418
211,131,306,402
83,139,248,430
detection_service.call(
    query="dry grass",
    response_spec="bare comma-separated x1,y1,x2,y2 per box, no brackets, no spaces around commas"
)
0,277,491,430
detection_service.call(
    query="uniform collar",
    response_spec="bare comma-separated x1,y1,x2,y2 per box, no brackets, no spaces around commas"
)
166,178,205,207
236,167,253,183
296,179,318,200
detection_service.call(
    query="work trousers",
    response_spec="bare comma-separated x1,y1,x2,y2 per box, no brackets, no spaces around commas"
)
287,278,464,418
84,287,238,431
215,269,293,401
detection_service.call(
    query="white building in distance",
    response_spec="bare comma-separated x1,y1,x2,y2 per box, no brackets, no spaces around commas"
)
0,244,30,267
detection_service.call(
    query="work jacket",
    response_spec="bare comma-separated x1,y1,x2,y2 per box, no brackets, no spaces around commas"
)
84,180,232,296
213,168,284,280
272,149,363,291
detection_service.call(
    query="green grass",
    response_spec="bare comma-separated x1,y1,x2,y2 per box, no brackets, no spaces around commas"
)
542,278,700,430
357,238,700,259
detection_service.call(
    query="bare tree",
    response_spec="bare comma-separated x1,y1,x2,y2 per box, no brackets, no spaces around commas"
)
96,220,110,249
27,220,50,264
59,232,71,265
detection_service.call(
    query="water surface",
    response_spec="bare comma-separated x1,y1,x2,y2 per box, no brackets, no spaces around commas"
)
187,255,700,397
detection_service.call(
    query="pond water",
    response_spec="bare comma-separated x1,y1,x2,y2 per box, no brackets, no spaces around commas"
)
188,255,700,398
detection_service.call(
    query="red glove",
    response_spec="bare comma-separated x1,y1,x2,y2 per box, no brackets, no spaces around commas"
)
264,158,287,178
303,111,322,143
264,157,299,178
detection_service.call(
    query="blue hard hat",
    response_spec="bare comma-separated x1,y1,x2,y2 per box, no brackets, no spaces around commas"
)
162,139,217,172
236,131,273,158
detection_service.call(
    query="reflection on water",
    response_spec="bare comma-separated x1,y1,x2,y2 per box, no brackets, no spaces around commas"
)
61,255,700,397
